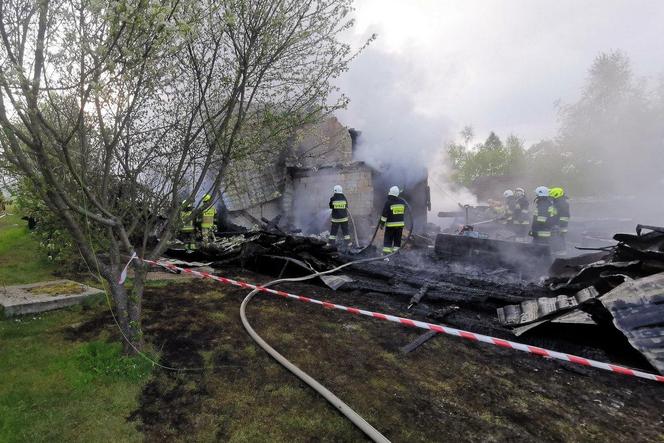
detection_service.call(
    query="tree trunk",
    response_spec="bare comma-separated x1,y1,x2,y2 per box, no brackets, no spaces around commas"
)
126,260,147,355
106,265,145,356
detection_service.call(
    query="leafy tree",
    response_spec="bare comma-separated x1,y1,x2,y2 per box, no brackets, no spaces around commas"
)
556,50,661,195
447,131,525,186
0,0,364,354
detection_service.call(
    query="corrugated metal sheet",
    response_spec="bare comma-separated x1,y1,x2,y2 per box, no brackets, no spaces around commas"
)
601,272,664,375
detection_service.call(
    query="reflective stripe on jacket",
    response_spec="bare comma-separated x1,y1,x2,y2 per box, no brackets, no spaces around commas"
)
180,210,194,232
200,206,216,228
532,197,555,237
381,195,406,228
329,193,349,223
553,196,570,232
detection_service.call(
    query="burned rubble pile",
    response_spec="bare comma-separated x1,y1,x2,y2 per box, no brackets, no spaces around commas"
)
498,224,664,375
166,224,664,376
169,229,548,336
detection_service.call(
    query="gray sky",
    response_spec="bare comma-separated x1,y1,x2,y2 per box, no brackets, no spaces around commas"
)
337,0,664,147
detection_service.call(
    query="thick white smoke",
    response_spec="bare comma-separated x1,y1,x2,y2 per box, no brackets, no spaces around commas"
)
336,48,477,224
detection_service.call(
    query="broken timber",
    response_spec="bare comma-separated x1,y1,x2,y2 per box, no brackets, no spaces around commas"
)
400,330,438,354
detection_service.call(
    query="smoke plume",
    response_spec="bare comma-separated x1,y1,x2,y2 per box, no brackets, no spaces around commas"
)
336,48,477,223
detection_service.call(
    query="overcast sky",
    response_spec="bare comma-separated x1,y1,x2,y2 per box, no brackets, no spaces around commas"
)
336,0,664,147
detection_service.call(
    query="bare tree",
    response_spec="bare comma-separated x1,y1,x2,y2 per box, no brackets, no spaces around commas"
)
0,0,364,354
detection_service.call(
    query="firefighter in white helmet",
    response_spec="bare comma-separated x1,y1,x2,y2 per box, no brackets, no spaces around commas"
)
499,189,516,226
380,186,406,254
328,185,352,249
530,186,556,244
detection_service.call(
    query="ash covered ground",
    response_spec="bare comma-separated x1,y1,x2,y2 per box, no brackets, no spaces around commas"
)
67,275,664,442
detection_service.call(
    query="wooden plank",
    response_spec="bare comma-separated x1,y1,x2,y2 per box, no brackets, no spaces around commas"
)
400,330,438,354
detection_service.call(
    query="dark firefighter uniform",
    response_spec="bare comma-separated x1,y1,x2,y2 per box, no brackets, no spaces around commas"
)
180,201,196,251
503,195,517,225
329,193,352,246
552,195,570,234
531,196,556,244
380,195,406,254
550,187,570,253
513,192,530,238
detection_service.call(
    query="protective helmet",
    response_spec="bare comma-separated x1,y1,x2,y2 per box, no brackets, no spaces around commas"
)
549,187,564,199
515,187,525,196
333,185,343,194
202,194,212,203
535,186,549,198
503,189,514,198
388,186,400,197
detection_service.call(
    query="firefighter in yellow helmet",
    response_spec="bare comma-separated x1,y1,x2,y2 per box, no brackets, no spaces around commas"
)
179,200,196,252
549,187,570,254
197,194,217,245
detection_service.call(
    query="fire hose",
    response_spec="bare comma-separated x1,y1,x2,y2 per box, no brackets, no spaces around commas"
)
117,202,415,440
240,255,396,443
356,197,415,255
347,209,361,248
239,202,416,442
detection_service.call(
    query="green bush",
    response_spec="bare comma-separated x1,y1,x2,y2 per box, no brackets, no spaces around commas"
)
11,179,103,272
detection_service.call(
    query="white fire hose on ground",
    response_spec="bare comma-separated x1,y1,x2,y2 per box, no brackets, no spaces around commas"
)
240,253,399,442
240,202,417,442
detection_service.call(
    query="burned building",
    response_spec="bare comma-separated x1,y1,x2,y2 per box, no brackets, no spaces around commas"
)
220,116,430,241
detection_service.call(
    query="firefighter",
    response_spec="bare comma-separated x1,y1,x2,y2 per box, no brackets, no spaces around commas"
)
380,186,406,255
549,187,570,253
513,187,530,241
328,185,353,249
530,186,555,245
500,189,516,225
180,200,196,251
198,194,217,244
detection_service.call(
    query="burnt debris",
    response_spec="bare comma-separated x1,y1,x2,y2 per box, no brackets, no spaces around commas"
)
166,224,664,375
498,224,664,374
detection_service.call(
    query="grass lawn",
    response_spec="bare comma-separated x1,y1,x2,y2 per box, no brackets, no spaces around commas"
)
0,210,151,442
0,308,150,443
0,211,57,285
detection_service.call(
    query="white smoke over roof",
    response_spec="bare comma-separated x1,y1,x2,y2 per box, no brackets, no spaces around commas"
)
339,0,664,144
335,0,664,223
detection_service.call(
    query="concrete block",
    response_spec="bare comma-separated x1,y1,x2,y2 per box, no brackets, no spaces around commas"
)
0,280,104,318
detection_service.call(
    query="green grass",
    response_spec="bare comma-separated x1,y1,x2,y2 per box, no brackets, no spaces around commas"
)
0,308,150,442
0,209,151,442
0,211,57,285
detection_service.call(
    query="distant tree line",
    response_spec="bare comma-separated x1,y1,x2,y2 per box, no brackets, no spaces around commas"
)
447,51,664,197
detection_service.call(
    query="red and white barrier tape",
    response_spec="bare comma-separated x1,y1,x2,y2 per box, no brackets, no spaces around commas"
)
137,258,664,384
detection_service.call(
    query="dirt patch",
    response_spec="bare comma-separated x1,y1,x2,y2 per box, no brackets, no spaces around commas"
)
66,270,664,442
